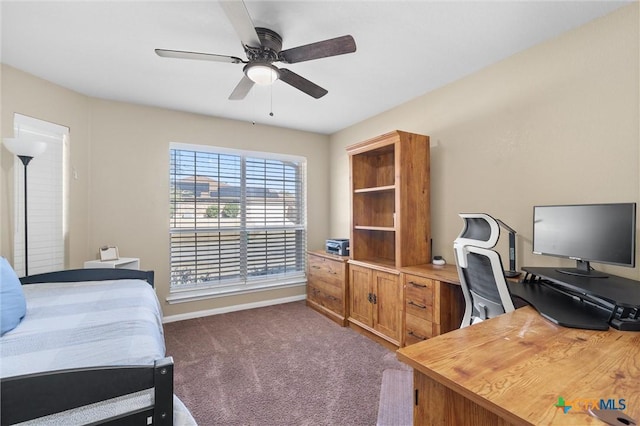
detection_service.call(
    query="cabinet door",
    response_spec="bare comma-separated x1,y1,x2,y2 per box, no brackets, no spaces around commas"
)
373,270,402,342
349,264,373,327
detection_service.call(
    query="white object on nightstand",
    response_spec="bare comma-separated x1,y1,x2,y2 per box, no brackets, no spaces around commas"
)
84,257,140,270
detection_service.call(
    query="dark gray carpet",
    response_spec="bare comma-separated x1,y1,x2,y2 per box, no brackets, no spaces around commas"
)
164,301,409,426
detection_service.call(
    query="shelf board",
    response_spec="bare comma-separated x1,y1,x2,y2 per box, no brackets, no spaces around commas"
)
349,257,398,273
354,225,395,232
353,185,395,194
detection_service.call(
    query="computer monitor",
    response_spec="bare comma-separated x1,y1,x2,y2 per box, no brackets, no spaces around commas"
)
533,203,636,278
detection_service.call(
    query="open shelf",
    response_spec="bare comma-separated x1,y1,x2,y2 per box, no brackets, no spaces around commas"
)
351,228,396,263
351,144,395,191
354,185,395,194
354,226,395,231
353,190,395,229
348,257,397,273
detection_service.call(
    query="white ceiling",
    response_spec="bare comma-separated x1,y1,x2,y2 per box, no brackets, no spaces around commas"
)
1,1,633,135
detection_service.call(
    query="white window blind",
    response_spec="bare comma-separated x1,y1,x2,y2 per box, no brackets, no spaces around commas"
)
169,143,306,295
11,114,68,276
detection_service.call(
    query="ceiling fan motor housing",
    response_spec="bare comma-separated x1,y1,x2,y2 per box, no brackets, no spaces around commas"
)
244,27,282,63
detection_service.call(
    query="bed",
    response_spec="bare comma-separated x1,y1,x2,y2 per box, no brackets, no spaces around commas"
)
0,263,196,425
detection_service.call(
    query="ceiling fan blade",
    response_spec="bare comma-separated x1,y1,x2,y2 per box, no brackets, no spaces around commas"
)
278,69,328,99
155,49,244,64
279,35,356,64
219,0,261,47
229,75,255,100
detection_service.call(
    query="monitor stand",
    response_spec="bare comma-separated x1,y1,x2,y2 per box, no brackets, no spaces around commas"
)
556,260,608,279
508,279,611,330
504,270,521,278
556,268,608,279
515,267,640,331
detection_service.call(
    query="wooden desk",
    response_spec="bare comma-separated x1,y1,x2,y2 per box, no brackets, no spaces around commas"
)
400,263,461,285
397,306,640,425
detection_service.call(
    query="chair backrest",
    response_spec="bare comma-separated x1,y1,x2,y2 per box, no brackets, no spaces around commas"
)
454,213,515,327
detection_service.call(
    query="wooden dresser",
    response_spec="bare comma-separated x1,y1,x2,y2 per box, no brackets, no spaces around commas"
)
306,252,464,346
306,250,349,326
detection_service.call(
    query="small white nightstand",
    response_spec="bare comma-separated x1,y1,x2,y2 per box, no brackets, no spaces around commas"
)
84,257,140,270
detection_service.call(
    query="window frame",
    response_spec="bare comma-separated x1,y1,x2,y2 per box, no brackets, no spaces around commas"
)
167,142,307,303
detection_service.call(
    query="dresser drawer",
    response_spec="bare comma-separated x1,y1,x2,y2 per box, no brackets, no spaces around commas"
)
306,252,348,325
404,313,439,346
308,255,346,289
307,280,345,315
404,275,434,321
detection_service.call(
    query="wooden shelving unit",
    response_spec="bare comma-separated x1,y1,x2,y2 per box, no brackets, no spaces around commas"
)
346,130,432,347
347,130,431,268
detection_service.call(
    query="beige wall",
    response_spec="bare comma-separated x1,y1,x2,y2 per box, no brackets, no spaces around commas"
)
329,3,640,280
1,64,91,270
1,65,330,318
87,99,329,316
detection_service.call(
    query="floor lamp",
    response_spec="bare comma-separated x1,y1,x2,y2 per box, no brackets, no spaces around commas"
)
3,138,47,277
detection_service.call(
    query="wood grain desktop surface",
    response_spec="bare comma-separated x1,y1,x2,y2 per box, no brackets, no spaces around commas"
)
397,306,640,425
400,263,461,285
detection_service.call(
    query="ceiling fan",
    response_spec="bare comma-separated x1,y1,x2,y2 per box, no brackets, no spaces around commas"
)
155,0,356,100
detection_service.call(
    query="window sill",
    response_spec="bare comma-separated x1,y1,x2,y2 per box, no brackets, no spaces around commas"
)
166,275,307,304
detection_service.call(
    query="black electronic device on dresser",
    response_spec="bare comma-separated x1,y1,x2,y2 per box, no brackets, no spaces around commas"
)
326,239,350,256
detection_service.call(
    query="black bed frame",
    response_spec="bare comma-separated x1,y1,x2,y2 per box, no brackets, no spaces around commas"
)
1,269,173,426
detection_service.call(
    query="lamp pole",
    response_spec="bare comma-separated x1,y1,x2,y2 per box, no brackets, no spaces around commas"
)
3,138,47,277
17,155,34,276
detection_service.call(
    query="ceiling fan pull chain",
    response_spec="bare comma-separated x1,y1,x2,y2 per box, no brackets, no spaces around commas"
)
269,83,274,117
251,87,256,125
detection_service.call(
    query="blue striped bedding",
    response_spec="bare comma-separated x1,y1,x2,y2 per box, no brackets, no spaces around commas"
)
0,279,196,425
1,279,164,378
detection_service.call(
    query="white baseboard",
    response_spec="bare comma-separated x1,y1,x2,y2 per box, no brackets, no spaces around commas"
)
162,294,307,323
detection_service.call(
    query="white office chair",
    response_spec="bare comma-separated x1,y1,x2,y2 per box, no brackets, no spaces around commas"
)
453,213,515,328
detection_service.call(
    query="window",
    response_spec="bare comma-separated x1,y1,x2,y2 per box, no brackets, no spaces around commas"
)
169,143,306,300
11,114,68,276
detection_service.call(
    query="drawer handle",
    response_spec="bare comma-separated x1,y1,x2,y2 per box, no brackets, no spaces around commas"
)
409,281,427,288
408,331,427,341
408,300,426,310
311,265,336,274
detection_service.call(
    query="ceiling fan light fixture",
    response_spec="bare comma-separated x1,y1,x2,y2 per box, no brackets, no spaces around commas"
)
245,63,279,85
